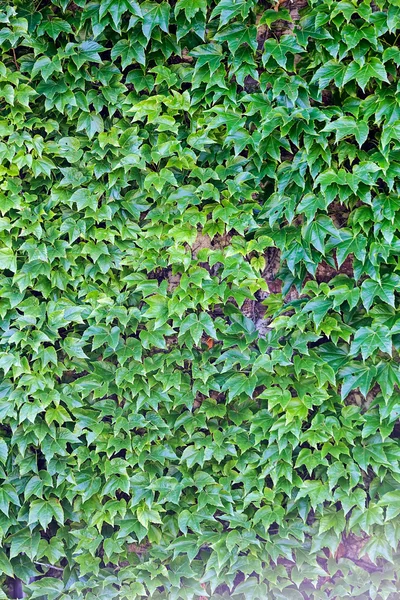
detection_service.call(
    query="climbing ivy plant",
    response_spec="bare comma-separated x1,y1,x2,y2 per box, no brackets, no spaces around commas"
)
1,0,400,597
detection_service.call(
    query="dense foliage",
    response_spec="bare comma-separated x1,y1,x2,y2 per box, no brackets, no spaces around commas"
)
1,0,400,597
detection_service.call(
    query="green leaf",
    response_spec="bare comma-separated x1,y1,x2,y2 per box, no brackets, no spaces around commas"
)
39,18,72,40
72,41,105,69
175,0,207,19
262,34,304,68
0,439,7,464
31,55,57,81
361,275,400,312
99,0,142,27
296,481,330,510
70,188,99,211
303,215,338,254
258,8,292,26
0,484,19,516
0,247,16,272
318,508,345,536
221,372,257,401
111,39,145,68
0,549,13,577
76,112,104,140
344,58,388,90
141,2,170,41
29,578,64,600
25,475,44,501
379,490,400,520
215,23,257,55
311,60,346,89
340,364,377,400
350,326,392,360
28,498,64,529
322,117,369,147
136,504,162,529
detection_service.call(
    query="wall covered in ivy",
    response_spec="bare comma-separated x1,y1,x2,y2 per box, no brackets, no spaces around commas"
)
1,0,400,598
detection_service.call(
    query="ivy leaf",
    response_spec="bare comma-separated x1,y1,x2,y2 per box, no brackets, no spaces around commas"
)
382,46,400,64
0,549,13,577
72,41,105,69
215,23,257,54
0,247,16,272
175,0,207,19
70,188,98,211
221,372,257,400
303,215,338,254
38,18,72,40
99,0,142,27
361,275,400,312
24,475,44,501
141,2,170,41
344,58,388,90
178,509,203,535
0,439,7,464
28,498,64,529
76,112,104,140
136,504,162,529
311,60,346,89
296,481,330,510
0,83,14,105
350,326,392,360
31,56,57,81
360,534,393,563
191,43,223,75
111,39,145,68
258,9,292,26
348,504,384,534
340,364,377,400
318,508,345,536
326,230,367,267
29,578,64,600
262,34,304,68
322,117,369,147
296,193,327,223
211,0,256,26
376,362,400,401
379,491,400,520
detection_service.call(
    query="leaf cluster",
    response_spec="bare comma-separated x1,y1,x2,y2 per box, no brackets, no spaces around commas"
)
1,0,400,598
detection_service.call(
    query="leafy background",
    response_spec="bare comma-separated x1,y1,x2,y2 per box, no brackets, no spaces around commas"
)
1,0,400,597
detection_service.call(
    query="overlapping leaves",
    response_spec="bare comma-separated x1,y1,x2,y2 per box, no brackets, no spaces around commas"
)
0,0,400,598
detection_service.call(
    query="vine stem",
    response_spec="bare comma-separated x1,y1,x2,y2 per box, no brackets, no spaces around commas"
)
35,561,64,572
11,48,19,70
